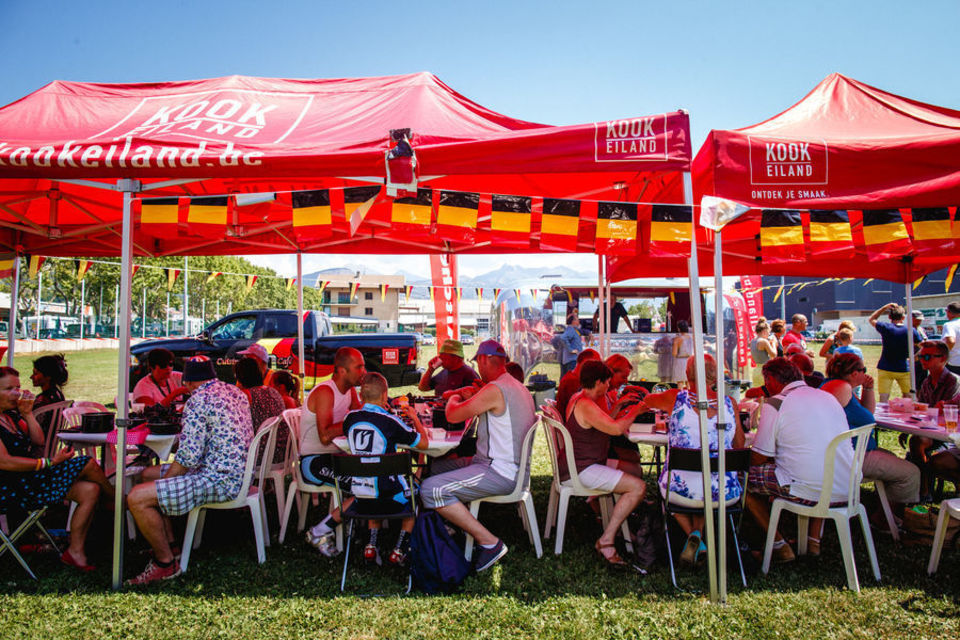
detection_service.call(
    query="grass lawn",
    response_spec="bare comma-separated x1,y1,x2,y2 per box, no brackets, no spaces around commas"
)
3,344,959,639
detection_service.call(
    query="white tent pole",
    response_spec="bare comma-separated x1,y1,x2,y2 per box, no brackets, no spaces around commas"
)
7,255,20,366
201,298,205,327
166,291,170,337
113,178,139,590
114,284,119,339
80,278,85,340
713,227,728,603
906,277,916,399
597,255,605,355
684,171,718,602
296,253,306,403
183,256,189,336
35,271,42,339
141,288,146,338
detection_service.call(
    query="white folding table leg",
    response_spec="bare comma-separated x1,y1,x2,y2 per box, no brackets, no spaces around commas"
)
927,506,952,574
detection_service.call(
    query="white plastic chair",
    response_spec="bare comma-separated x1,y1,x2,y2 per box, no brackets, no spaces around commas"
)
277,408,343,550
261,411,294,526
463,419,543,561
179,417,279,572
252,413,289,537
927,497,960,574
73,400,108,412
540,413,633,555
33,400,73,458
761,423,881,592
873,479,900,541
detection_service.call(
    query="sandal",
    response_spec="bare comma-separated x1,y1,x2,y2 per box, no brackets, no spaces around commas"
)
680,530,702,566
596,541,647,575
60,549,96,572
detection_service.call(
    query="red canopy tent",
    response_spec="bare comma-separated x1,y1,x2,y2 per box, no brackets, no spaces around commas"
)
0,72,699,589
609,73,960,283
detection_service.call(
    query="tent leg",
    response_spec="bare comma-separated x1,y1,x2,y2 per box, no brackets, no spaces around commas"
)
905,279,916,399
713,227,728,604
296,253,305,404
684,170,718,603
113,179,140,590
7,255,20,366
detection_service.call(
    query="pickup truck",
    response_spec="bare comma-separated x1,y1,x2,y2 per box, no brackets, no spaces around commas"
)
130,309,421,389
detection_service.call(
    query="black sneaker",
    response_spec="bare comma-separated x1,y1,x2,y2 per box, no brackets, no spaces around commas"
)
474,540,508,572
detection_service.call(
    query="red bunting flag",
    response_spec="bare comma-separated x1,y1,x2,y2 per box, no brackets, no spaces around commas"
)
206,272,222,283
187,196,228,237
760,210,805,263
291,190,332,241
286,278,296,291
910,207,953,254
139,197,181,236
540,198,580,251
349,282,360,301
404,285,413,302
246,275,258,291
491,195,532,248
166,268,180,291
132,265,140,278
380,283,390,302
861,209,912,260
28,255,45,278
390,188,433,235
475,288,483,303
649,204,692,257
595,202,638,254
807,210,854,258
493,288,502,301
76,259,92,282
0,258,14,280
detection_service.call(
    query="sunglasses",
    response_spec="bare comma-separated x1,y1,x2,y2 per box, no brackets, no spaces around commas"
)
857,367,867,373
918,354,943,361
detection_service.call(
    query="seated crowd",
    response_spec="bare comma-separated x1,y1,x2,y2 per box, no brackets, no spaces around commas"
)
5,333,958,587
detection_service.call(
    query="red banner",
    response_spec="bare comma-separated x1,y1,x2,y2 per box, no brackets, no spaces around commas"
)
430,254,459,345
724,292,751,370
740,275,764,330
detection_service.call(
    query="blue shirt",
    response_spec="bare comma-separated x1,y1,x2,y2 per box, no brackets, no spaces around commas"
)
875,321,922,373
558,325,583,365
344,403,420,502
833,344,863,360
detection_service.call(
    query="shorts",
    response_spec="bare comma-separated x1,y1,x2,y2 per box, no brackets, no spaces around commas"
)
300,454,352,492
577,463,624,493
876,369,911,396
155,471,240,517
420,458,516,509
747,463,818,507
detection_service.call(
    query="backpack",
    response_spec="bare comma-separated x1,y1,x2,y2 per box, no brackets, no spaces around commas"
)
409,511,471,594
901,505,960,548
630,498,666,569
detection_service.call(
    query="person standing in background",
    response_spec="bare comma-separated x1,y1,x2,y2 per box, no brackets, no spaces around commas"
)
869,303,923,402
670,321,693,386
749,320,777,386
558,312,583,377
940,302,960,375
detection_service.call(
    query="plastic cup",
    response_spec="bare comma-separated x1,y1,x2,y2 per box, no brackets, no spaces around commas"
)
943,405,958,433
926,408,940,424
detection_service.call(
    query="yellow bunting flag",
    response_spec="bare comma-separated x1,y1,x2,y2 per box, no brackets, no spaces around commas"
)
76,259,92,282
456,288,463,302
589,290,596,303
437,190,480,243
649,204,693,257
246,275,258,291
808,209,854,258
28,255,45,278
349,282,359,301
913,276,925,291
540,198,581,251
493,288,502,301
166,268,180,292
861,209,912,259
404,285,413,302
491,195,532,248
286,278,296,291
132,265,140,278
910,207,953,254
206,272,221,283
380,284,389,302
390,188,433,234
773,284,785,303
946,264,958,293
514,289,522,301
476,288,483,303
668,291,675,304
429,287,435,302
139,197,181,235
0,258,14,280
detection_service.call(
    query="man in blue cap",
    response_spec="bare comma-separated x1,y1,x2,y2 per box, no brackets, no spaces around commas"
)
420,339,536,572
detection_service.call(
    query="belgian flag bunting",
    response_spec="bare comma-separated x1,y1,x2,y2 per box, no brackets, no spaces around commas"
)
286,278,296,291
861,208,912,259
910,207,953,254
166,268,180,291
139,197,181,235
649,204,692,257
493,288,502,301
760,209,804,262
436,191,480,242
28,255,45,278
291,190,332,241
344,186,382,232
595,202,639,255
390,188,433,234
187,196,228,236
75,259,92,282
349,282,360,301
0,258,14,280
540,198,581,251
380,283,389,302
206,271,222,283
404,285,413,302
246,275,258,291
807,209,854,257
475,288,483,303
491,195,532,248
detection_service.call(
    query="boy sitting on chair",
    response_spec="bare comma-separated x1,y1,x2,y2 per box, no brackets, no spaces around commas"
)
344,372,429,566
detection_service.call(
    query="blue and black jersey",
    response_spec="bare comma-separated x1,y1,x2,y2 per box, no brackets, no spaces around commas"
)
344,403,421,506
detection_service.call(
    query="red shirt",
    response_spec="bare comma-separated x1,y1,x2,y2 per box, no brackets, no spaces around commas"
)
781,329,806,351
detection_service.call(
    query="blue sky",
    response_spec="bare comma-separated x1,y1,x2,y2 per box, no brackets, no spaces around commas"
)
3,0,958,278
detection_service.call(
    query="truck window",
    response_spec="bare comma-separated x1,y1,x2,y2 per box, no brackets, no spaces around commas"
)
263,313,299,338
210,315,257,340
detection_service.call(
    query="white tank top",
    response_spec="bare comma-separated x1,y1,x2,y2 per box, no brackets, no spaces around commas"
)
299,379,354,455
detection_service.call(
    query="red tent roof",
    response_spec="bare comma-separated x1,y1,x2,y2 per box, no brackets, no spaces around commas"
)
0,72,690,257
609,74,960,283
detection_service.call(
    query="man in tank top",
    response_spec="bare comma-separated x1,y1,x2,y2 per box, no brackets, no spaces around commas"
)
420,339,536,572
301,347,364,556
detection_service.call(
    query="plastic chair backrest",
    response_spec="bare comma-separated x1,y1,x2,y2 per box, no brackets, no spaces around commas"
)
540,401,562,423
501,418,539,499
238,418,278,501
540,413,592,495
34,400,72,458
62,405,101,429
812,423,874,510
282,408,301,441
73,400,108,412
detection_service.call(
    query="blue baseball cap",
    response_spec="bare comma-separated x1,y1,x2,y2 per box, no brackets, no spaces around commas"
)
474,339,507,359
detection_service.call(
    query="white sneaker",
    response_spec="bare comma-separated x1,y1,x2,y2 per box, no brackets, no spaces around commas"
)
306,530,339,557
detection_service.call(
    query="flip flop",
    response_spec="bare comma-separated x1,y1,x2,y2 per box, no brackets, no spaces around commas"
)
60,549,96,572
